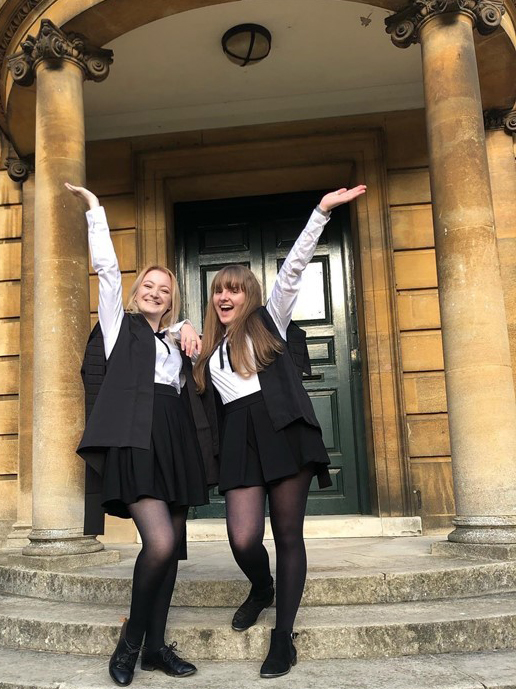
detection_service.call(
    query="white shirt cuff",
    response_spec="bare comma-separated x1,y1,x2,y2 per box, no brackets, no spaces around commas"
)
168,319,192,340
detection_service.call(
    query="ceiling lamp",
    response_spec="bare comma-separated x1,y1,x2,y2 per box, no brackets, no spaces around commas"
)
221,24,272,67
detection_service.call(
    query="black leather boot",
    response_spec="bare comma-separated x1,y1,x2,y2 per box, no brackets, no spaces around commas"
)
259,629,298,678
109,619,141,687
232,578,274,631
141,642,197,677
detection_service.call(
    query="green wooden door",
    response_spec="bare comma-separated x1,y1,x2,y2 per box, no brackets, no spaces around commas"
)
175,190,370,517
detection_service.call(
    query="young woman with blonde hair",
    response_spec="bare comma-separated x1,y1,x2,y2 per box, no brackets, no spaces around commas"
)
194,184,366,678
67,183,212,686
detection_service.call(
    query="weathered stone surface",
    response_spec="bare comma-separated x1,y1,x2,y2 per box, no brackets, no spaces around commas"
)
6,549,120,572
3,647,516,689
2,539,516,608
1,591,516,660
432,541,516,561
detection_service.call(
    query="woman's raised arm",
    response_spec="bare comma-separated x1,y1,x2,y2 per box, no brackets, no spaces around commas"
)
266,185,366,338
65,183,124,359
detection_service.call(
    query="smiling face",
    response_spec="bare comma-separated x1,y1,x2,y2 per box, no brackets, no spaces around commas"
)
213,283,247,326
134,269,172,323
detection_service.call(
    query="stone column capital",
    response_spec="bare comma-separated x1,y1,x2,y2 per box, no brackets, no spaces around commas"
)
6,154,34,183
385,0,505,48
484,108,516,135
8,18,113,87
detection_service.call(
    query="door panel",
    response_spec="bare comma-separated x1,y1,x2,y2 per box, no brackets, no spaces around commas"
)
174,190,369,517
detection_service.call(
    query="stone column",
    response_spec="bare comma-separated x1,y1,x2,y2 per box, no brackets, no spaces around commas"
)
8,20,117,563
387,1,516,556
6,157,34,548
484,109,516,392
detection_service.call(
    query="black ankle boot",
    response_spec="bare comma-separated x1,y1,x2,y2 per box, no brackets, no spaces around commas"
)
141,642,197,677
109,620,141,687
260,629,298,678
232,578,274,631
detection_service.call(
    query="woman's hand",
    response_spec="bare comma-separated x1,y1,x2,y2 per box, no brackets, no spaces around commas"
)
180,322,202,358
319,184,367,213
64,183,100,210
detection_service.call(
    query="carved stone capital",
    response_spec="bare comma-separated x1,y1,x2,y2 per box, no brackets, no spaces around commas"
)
6,154,34,183
8,18,113,87
385,0,505,48
484,108,516,135
504,110,516,135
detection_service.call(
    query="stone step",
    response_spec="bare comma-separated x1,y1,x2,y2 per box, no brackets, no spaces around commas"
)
2,546,516,607
1,591,516,660
0,646,516,689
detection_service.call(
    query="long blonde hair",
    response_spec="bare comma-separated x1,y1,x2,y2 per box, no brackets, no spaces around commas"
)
126,264,180,330
193,265,283,393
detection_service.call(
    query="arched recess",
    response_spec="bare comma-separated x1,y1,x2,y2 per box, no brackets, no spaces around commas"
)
1,0,516,154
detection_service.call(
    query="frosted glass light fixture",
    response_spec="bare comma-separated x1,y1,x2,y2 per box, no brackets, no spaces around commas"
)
221,24,272,67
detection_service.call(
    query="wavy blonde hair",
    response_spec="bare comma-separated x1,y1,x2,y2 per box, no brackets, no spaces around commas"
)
193,265,283,393
126,264,180,330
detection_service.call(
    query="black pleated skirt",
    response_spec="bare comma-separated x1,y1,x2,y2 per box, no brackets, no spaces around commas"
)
101,384,209,519
218,391,332,494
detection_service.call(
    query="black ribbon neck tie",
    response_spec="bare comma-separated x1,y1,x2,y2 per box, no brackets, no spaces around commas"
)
218,337,233,372
155,331,171,355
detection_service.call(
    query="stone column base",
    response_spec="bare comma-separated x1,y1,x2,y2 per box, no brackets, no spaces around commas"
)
8,548,120,571
447,516,516,545
6,522,31,549
432,540,516,561
22,528,105,557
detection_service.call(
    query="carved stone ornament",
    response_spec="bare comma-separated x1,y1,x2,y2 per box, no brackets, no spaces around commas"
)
385,0,505,48
6,154,34,183
505,110,516,135
484,108,516,135
8,18,113,87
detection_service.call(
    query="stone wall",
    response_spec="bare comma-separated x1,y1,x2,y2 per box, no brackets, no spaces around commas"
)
0,133,22,534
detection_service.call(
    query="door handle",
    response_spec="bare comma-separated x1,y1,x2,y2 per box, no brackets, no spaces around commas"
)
350,348,362,371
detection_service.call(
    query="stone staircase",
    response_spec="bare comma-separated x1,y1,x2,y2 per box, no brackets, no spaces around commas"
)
1,536,516,688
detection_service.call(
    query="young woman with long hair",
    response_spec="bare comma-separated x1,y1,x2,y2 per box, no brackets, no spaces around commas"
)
67,183,212,686
194,184,367,678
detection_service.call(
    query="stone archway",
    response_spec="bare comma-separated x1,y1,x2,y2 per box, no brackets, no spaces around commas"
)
2,0,516,153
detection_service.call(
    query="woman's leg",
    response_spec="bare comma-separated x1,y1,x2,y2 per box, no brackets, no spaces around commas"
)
125,498,186,647
143,504,188,651
268,466,313,632
225,485,270,589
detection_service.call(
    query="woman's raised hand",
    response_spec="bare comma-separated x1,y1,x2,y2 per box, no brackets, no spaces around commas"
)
319,185,367,213
64,183,100,210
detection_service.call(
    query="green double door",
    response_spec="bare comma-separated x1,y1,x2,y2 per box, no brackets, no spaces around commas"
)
175,190,370,517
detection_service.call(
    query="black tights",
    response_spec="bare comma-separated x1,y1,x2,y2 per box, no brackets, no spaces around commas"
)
125,498,188,650
225,467,313,632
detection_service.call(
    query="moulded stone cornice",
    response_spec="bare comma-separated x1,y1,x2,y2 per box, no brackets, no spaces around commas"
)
8,17,113,87
0,1,44,68
385,0,506,47
6,152,33,182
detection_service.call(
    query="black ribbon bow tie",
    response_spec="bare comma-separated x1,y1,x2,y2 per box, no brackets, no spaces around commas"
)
154,331,170,355
219,337,233,372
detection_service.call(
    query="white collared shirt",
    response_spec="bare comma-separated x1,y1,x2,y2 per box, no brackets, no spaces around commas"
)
209,207,330,404
87,206,186,393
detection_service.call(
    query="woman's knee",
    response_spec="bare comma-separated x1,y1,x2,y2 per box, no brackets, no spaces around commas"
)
143,535,178,565
227,526,264,555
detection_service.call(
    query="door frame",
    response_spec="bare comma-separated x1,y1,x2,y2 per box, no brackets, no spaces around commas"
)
135,125,411,518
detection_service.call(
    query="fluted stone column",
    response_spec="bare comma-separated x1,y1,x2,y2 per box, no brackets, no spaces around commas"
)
387,1,516,555
7,21,116,562
6,157,34,548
